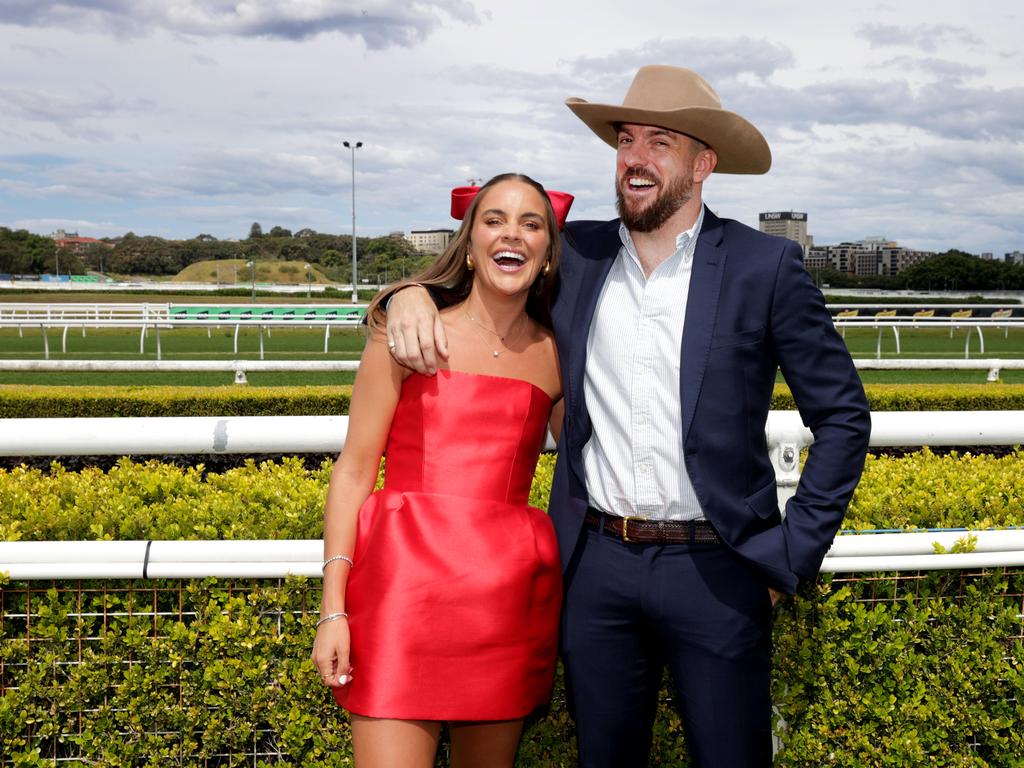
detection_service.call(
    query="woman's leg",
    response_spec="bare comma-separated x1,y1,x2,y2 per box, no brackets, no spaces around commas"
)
350,715,441,768
448,719,524,768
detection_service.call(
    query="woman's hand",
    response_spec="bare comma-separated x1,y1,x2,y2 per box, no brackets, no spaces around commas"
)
311,618,353,688
385,285,448,374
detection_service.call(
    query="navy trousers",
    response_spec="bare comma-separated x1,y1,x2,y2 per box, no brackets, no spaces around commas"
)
561,525,774,768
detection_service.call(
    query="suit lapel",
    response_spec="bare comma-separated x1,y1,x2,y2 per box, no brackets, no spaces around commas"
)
680,208,726,441
566,223,619,415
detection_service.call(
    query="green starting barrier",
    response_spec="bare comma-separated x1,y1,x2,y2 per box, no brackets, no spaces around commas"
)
169,305,366,322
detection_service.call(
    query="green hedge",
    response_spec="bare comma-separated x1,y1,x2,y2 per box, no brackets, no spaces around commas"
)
3,383,1024,418
4,452,1024,542
3,572,1021,767
773,572,1024,767
775,383,1024,411
0,385,351,418
2,454,1024,766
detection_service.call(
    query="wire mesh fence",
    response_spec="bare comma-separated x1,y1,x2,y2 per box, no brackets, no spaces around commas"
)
0,577,336,766
2,569,1023,765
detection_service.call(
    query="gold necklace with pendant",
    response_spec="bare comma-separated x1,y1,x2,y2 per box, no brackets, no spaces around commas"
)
464,310,525,358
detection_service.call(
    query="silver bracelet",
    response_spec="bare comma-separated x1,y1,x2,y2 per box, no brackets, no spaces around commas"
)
322,554,353,572
316,611,348,628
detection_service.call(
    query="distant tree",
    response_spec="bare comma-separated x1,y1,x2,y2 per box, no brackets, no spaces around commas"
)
0,227,60,274
269,226,293,238
248,222,263,239
107,235,181,275
899,252,1023,291
196,233,218,242
278,242,307,260
79,242,113,273
320,249,344,268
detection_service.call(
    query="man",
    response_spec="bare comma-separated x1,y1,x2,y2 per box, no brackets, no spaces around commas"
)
387,65,870,767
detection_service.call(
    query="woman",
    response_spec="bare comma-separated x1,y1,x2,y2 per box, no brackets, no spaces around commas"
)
311,173,573,767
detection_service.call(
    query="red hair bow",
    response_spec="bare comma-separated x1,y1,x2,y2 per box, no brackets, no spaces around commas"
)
450,186,574,230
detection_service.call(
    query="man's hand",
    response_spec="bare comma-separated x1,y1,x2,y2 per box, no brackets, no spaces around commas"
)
385,285,448,374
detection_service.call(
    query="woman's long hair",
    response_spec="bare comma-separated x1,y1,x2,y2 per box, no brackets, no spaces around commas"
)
367,172,562,331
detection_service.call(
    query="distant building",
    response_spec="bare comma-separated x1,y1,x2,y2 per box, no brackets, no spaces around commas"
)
1006,251,1024,265
980,252,995,260
405,229,455,255
807,237,934,277
54,235,112,255
758,211,813,252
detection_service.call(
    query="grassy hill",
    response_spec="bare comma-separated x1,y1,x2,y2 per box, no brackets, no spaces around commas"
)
172,259,331,285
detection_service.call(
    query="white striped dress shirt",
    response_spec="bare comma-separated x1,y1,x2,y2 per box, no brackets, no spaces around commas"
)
582,208,705,521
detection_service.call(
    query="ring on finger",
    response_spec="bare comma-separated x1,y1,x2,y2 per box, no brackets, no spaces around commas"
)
387,339,397,350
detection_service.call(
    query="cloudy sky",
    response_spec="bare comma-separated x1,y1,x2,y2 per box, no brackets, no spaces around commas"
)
1,0,1021,256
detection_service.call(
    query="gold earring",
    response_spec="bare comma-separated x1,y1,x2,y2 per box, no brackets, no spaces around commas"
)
466,252,475,271
542,260,551,276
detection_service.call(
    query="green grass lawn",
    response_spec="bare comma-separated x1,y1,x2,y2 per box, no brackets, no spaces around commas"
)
0,370,356,387
2,324,1023,387
0,325,366,358
840,326,1024,359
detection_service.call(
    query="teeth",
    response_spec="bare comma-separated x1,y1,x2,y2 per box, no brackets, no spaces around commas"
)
493,251,525,262
629,178,655,188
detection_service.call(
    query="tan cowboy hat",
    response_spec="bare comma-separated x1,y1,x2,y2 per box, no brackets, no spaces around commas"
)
565,65,771,174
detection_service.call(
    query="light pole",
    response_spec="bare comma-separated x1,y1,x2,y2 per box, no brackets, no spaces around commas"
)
343,140,362,304
246,259,256,302
305,263,312,299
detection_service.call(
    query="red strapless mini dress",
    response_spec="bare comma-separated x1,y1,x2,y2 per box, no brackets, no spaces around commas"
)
332,369,562,721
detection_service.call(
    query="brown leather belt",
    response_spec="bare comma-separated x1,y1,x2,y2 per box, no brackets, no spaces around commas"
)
585,508,721,545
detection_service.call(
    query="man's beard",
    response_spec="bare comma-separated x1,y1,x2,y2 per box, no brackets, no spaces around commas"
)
615,169,693,233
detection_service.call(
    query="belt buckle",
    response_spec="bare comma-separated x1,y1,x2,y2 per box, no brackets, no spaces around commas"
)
621,516,641,542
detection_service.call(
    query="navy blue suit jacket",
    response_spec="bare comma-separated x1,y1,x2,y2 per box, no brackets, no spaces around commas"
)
549,208,871,594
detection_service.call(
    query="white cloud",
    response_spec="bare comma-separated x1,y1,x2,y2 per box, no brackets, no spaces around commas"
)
0,0,479,48
0,0,1021,255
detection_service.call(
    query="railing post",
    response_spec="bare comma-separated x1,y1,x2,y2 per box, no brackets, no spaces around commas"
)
771,440,801,512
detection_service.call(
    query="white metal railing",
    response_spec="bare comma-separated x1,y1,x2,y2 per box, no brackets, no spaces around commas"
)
3,530,1024,581
851,358,1024,382
1,357,1022,383
0,301,172,320
827,303,1021,311
0,415,351,456
833,316,1024,359
0,359,360,384
2,411,1022,579
3,410,1023,507
0,302,366,360
2,410,1021,458
765,410,1024,509
2,415,1015,456
0,539,321,580
0,301,366,320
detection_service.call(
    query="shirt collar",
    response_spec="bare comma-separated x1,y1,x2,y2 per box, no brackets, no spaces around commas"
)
618,204,706,265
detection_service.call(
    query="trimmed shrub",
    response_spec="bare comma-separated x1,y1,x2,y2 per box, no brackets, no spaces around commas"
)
2,454,1023,765
0,385,351,418
3,383,1024,419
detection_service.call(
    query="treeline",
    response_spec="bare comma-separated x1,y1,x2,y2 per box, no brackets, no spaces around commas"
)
4,226,1023,291
0,224,435,283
